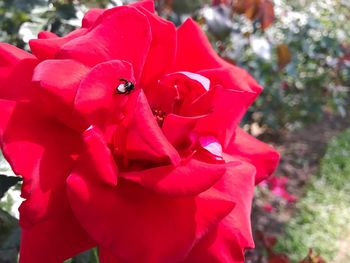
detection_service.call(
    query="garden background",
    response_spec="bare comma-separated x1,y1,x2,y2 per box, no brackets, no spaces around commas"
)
0,0,350,262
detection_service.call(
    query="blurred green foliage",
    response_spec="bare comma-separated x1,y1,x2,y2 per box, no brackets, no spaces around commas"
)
275,128,350,262
0,209,19,263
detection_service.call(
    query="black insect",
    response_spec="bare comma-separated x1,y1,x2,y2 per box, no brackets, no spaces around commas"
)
116,78,135,95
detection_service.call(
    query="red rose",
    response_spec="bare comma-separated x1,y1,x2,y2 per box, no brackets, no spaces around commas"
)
0,0,279,262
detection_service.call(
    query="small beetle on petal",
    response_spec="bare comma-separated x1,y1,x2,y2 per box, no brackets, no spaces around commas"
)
116,78,135,95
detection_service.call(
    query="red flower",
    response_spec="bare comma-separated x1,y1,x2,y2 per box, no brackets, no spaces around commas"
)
0,1,279,262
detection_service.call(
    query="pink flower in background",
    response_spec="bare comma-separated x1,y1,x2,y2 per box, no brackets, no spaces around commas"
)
268,176,297,203
0,0,279,262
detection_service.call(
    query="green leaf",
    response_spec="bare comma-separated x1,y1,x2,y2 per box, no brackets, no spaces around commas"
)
0,176,21,200
0,209,20,263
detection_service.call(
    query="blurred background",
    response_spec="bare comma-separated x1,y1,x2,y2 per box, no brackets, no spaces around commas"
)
1,0,350,262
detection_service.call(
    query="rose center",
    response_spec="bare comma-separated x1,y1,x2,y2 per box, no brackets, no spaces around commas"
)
151,108,167,127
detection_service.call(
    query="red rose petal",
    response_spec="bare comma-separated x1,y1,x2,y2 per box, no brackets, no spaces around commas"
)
184,226,245,263
0,101,83,225
138,8,176,87
199,135,224,160
174,19,261,148
99,248,124,263
158,83,250,150
29,28,87,60
82,126,118,186
0,99,16,138
199,67,262,95
146,71,210,115
20,210,95,263
169,72,210,115
67,170,234,263
81,0,155,30
184,160,257,262
195,86,254,148
174,18,223,71
0,43,38,100
32,59,90,130
130,0,155,13
119,90,181,165
57,6,152,81
33,59,90,106
0,100,94,262
230,65,263,94
183,85,217,117
175,18,262,95
74,59,135,129
82,8,105,28
145,79,179,114
178,71,211,91
0,43,36,71
215,161,256,248
226,128,280,184
120,158,230,196
37,31,59,39
162,113,206,148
